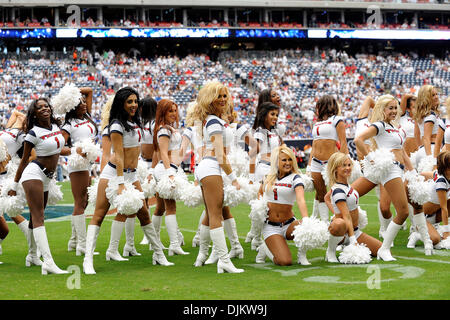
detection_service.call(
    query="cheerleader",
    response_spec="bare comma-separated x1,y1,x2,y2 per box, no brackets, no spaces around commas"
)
353,94,433,261
324,152,382,263
138,96,157,247
191,81,244,273
308,95,348,223
61,87,98,256
152,99,188,256
408,151,450,248
433,97,450,156
10,98,68,274
83,87,172,275
0,110,39,265
255,145,309,266
399,93,418,157
413,85,441,170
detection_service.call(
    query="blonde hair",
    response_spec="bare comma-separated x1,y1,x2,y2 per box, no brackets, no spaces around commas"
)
369,95,399,149
100,96,114,131
263,145,300,192
446,97,450,120
327,152,353,187
414,85,440,122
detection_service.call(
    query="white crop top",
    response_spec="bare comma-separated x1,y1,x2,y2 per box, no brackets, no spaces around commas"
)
439,118,450,145
109,120,142,149
62,118,97,144
25,124,65,157
0,128,25,157
331,183,359,214
312,115,344,141
254,127,282,155
157,126,182,151
418,112,439,137
264,173,304,205
142,120,155,145
101,125,109,138
429,171,450,204
398,112,415,139
355,117,371,145
371,121,406,150
203,115,228,150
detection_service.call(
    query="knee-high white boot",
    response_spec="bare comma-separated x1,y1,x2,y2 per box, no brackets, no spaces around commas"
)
72,214,87,256
194,224,211,267
67,215,77,251
33,226,68,275
25,228,42,267
141,223,174,266
378,203,393,244
166,215,189,256
408,204,416,234
192,210,206,247
413,213,433,255
377,221,402,261
210,227,244,274
83,225,100,274
16,220,30,241
325,234,344,263
224,218,244,259
106,220,128,261
123,217,141,257
311,199,320,219
255,242,274,264
318,202,330,223
152,214,167,250
245,219,257,243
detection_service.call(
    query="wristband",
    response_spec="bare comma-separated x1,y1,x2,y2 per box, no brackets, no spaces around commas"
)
349,235,357,245
116,176,124,185
442,225,450,233
227,171,236,182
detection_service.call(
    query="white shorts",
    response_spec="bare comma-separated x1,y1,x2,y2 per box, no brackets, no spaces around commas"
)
414,143,435,168
154,161,178,182
262,218,296,240
366,161,404,186
67,162,91,175
20,161,52,192
196,157,222,183
255,160,271,184
99,162,138,184
140,157,153,170
310,157,328,173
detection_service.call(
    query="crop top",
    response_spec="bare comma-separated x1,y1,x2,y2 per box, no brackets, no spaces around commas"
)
312,115,344,142
109,120,142,149
25,124,65,157
254,127,282,155
439,118,450,145
61,118,97,144
331,183,359,214
354,117,371,145
429,171,450,204
398,112,415,139
264,173,304,205
203,115,229,150
418,112,440,137
370,121,406,150
0,128,25,157
157,126,182,151
142,120,155,145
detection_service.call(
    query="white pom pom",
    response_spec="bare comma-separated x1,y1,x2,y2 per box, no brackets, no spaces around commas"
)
228,146,249,177
248,197,269,224
409,151,419,169
236,177,260,203
338,243,372,264
404,170,433,205
292,217,329,251
357,206,368,230
0,195,26,218
0,138,9,162
349,159,362,184
438,238,450,249
51,83,82,115
47,179,63,205
417,155,436,173
87,179,99,206
300,174,315,192
179,182,203,208
361,148,396,183
67,152,90,170
77,139,101,162
156,175,177,200
321,163,330,187
223,183,247,207
113,184,145,215
137,160,149,184
5,156,20,179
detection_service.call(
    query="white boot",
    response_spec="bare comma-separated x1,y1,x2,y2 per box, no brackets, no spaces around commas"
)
251,221,264,251
311,199,320,219
139,234,149,245
141,223,174,266
377,201,392,239
297,249,311,265
67,215,77,251
407,231,421,248
33,226,68,275
192,210,206,247
318,202,330,223
245,218,257,243
413,213,433,255
166,215,189,256
152,215,167,250
16,220,30,241
72,214,87,256
123,217,141,257
255,242,273,264
25,228,42,267
83,225,100,274
210,227,244,274
377,221,402,261
204,244,219,264
325,234,344,263
408,204,416,234
224,218,244,259
194,224,211,267
106,220,128,261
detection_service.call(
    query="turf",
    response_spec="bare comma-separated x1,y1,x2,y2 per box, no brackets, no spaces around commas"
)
0,179,449,300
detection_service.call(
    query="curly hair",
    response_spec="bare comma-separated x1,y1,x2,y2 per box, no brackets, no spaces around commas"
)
414,85,440,123
25,97,61,133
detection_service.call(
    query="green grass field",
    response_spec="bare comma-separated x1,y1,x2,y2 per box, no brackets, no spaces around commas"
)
1,179,449,300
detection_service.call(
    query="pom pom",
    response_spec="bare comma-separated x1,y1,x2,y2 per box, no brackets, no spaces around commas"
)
248,197,269,224
404,170,433,205
114,184,145,215
51,83,82,115
237,177,260,202
87,178,99,207
156,175,188,200
357,206,368,230
292,217,329,251
179,182,203,208
67,152,90,170
417,155,436,173
321,163,330,187
349,159,363,184
361,148,396,183
47,179,63,205
0,195,26,218
76,139,101,162
338,243,372,264
300,174,315,192
0,138,9,162
228,146,249,177
223,183,247,207
409,151,419,169
5,156,20,179
437,238,450,249
137,160,149,184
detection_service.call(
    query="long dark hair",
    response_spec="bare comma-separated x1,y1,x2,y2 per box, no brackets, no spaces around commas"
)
252,101,279,130
64,99,98,146
437,151,450,177
108,86,141,132
316,95,339,121
25,97,61,133
257,88,272,108
139,96,157,125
